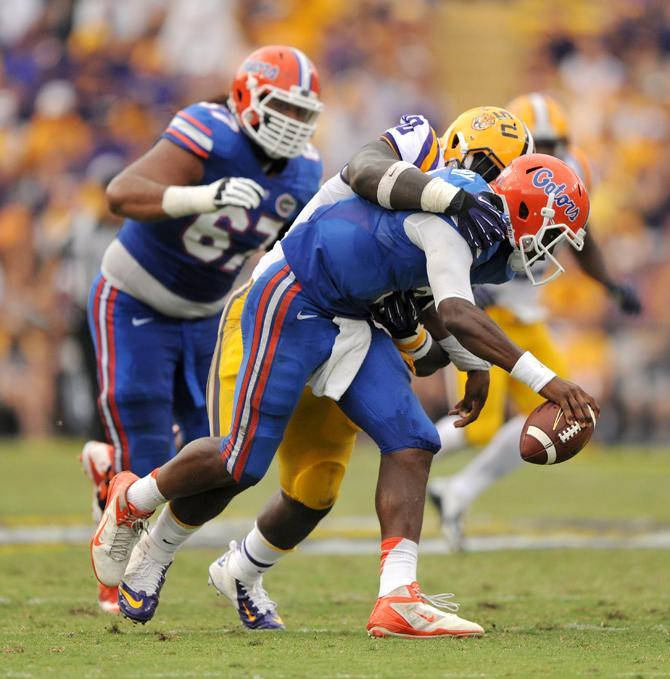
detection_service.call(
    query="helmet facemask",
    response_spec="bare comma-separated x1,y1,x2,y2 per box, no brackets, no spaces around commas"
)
511,192,586,286
239,81,323,159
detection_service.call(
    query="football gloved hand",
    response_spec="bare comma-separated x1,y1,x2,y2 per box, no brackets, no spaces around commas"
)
213,177,266,210
446,190,509,250
608,283,642,315
371,290,420,339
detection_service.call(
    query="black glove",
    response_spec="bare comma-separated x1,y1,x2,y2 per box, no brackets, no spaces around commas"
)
472,285,497,310
446,189,509,250
371,290,420,339
608,283,642,315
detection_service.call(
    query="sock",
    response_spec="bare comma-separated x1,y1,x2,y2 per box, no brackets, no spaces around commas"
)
449,415,526,506
148,504,200,558
227,523,290,584
378,537,418,597
434,414,467,459
126,470,166,513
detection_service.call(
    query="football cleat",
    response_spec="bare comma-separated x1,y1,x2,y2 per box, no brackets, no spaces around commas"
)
208,541,284,631
90,471,152,587
80,441,115,522
97,584,120,615
118,535,172,625
428,478,466,552
367,582,484,639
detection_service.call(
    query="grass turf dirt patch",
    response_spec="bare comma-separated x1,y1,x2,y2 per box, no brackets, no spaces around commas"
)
1,546,669,678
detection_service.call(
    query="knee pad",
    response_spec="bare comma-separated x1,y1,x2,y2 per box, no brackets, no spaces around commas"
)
282,460,346,511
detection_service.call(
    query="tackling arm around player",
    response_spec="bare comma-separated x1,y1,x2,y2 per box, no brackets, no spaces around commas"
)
89,143,598,638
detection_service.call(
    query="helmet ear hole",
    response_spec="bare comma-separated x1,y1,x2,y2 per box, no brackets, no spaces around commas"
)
451,135,459,149
519,201,529,219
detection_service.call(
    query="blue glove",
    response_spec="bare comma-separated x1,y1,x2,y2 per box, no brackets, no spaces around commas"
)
447,190,509,250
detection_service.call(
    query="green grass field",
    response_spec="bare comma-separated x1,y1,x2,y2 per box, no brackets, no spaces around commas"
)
1,439,670,678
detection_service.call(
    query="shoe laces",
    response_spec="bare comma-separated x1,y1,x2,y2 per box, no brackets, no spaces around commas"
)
109,519,147,562
409,583,459,612
125,538,171,593
420,591,460,613
226,540,278,616
244,578,278,616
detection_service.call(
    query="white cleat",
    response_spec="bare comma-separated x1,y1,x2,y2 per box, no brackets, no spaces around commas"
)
208,541,284,630
428,477,467,552
367,582,484,638
91,471,152,587
80,440,115,522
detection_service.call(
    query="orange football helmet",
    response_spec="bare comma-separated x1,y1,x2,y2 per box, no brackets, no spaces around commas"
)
229,45,323,159
491,153,590,286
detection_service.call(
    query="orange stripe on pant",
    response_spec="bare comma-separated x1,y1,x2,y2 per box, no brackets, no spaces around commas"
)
230,279,302,481
224,265,291,459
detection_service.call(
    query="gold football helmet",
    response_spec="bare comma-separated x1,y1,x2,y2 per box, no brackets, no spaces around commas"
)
441,106,534,181
506,93,569,156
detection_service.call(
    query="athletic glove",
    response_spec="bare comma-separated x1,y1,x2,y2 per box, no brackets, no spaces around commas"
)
371,290,420,339
446,190,509,250
162,176,266,217
608,283,642,315
212,177,265,210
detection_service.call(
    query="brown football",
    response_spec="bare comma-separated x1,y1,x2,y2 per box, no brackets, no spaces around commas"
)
520,401,597,465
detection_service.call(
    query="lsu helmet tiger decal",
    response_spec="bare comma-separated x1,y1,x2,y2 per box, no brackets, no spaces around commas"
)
441,106,534,182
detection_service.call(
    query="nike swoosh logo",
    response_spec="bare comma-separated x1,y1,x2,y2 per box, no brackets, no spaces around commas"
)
92,516,109,547
297,311,318,320
416,611,437,623
119,585,144,609
132,317,153,327
242,603,257,622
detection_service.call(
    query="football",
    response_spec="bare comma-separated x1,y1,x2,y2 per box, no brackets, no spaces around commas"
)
520,401,597,465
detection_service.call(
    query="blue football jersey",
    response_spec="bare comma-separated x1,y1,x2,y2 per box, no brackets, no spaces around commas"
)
115,102,322,305
281,166,514,318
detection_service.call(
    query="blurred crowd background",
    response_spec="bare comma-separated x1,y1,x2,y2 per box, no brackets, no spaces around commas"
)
0,0,668,443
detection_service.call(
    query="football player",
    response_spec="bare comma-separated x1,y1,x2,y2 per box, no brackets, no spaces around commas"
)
428,94,642,549
111,111,516,630
90,148,599,638
81,44,325,613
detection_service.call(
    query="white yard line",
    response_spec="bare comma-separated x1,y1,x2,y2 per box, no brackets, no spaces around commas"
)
2,519,670,553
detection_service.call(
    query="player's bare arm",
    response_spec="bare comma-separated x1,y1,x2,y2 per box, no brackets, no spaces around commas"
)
437,296,598,425
106,139,265,222
573,232,642,314
346,139,508,249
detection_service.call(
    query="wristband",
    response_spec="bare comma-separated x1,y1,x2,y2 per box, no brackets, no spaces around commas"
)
393,326,433,361
162,184,218,218
437,335,490,371
420,177,461,213
377,161,416,209
510,351,556,392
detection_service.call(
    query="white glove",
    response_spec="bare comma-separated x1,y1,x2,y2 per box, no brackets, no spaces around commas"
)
162,177,266,218
212,177,265,209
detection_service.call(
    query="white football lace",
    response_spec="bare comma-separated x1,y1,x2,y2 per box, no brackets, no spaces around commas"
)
109,519,146,562
420,591,460,613
125,538,170,592
246,579,279,615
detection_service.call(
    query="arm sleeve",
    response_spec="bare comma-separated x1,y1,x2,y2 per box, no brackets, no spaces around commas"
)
161,103,215,160
380,115,442,171
403,213,475,307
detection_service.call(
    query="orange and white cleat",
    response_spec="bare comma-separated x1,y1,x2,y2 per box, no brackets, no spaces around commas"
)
80,441,115,522
367,582,484,639
97,583,120,615
90,471,153,587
